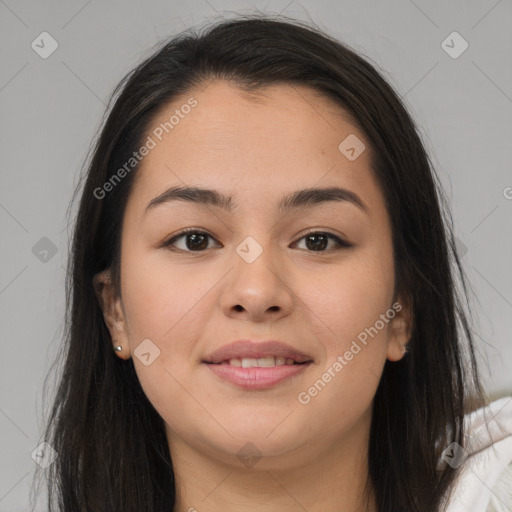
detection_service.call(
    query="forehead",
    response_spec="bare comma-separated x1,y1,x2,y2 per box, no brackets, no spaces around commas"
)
127,80,383,219
148,80,363,153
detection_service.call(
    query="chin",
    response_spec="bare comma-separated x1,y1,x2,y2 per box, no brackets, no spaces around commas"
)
207,435,312,471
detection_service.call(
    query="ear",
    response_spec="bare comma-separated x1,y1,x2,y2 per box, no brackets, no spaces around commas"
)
93,269,131,360
386,294,413,362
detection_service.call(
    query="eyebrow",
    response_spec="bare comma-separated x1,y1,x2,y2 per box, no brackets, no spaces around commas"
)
144,185,369,216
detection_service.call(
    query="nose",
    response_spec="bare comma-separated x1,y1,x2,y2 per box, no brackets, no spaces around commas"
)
220,239,294,323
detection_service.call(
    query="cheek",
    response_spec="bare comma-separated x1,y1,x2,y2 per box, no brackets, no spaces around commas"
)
294,355,381,450
119,249,220,409
296,268,392,430
297,247,394,427
121,246,215,341
303,248,395,352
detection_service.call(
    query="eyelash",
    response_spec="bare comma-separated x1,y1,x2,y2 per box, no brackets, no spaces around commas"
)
162,227,352,253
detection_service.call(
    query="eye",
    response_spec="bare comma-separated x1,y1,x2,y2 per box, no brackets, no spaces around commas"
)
162,228,220,252
292,231,352,252
162,229,352,253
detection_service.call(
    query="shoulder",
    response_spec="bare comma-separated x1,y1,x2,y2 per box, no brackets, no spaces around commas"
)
445,396,512,512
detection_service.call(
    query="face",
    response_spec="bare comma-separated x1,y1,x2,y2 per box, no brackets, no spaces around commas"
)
95,80,411,470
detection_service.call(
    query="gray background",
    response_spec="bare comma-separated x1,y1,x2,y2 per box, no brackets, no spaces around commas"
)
1,0,511,510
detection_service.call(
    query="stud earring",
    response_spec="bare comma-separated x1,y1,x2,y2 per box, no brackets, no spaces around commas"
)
113,345,122,352
401,344,408,355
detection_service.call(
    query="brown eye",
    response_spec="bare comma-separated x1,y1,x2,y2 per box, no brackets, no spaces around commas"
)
162,229,351,253
293,231,351,252
163,229,219,252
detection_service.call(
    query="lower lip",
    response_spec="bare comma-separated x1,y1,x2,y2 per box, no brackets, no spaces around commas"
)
204,362,312,390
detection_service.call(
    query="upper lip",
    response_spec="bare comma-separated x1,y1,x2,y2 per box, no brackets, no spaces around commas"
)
203,340,313,364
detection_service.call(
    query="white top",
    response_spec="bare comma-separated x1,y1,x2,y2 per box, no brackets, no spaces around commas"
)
445,396,512,512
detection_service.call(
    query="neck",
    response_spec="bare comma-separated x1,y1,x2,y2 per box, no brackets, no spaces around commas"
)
168,410,378,512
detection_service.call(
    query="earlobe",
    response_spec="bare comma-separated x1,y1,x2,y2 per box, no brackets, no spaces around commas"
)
93,269,131,359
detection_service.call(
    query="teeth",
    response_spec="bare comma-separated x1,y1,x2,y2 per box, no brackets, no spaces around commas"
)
257,357,276,367
228,356,298,367
241,358,257,368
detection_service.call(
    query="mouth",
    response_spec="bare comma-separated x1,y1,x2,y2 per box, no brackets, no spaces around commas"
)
202,339,314,389
202,339,313,365
203,359,313,390
205,356,311,367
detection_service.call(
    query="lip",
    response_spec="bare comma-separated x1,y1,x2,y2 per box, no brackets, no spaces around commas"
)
205,362,312,390
202,340,313,364
202,340,313,390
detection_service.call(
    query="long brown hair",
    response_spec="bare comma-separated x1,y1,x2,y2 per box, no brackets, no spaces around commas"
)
31,13,487,512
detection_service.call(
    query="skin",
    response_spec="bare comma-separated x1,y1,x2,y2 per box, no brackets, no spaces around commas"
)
95,80,412,512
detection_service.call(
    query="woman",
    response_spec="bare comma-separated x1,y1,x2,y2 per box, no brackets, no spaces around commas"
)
31,13,511,512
